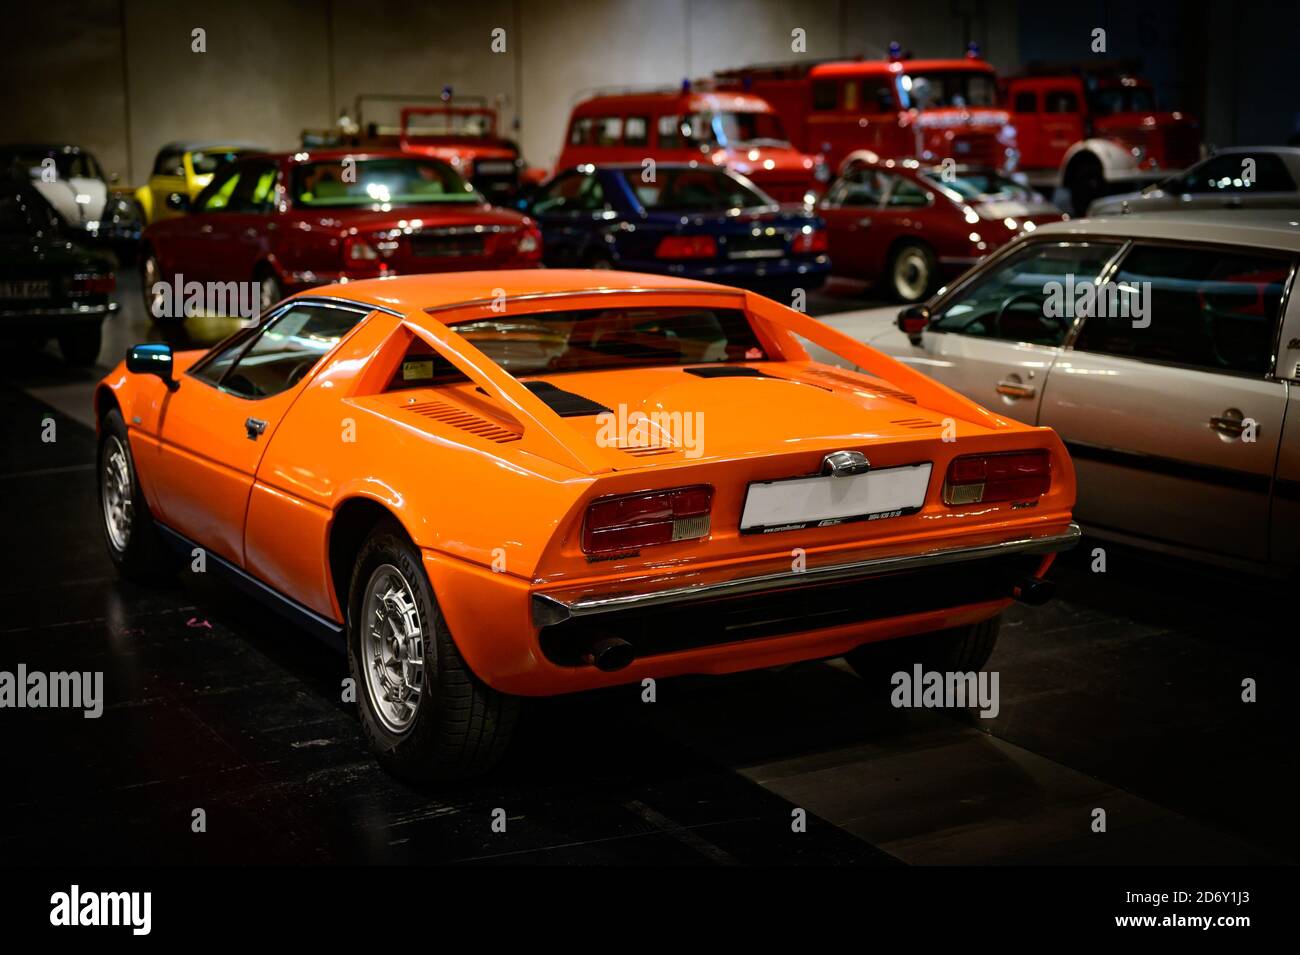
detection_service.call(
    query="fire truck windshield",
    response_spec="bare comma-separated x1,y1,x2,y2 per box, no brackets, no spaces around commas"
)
1088,85,1157,115
899,71,998,109
684,111,790,148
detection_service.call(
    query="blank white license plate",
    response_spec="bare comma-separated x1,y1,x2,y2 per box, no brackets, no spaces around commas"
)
740,462,932,534
0,279,51,299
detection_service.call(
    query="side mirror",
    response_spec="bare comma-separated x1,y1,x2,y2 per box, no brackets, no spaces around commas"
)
897,305,930,345
126,343,179,391
165,192,189,212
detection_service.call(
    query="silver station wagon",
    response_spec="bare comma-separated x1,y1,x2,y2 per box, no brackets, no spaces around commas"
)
809,210,1300,573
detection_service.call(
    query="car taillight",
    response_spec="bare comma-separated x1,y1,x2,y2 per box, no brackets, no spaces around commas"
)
655,235,717,259
943,450,1051,505
791,228,827,253
70,273,115,296
582,485,713,555
342,236,388,273
516,226,541,256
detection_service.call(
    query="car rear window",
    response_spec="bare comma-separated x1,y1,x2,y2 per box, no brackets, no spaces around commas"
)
440,306,767,377
623,168,771,211
291,158,480,207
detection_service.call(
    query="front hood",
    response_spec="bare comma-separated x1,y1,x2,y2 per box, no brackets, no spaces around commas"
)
32,177,107,227
638,207,815,230
1087,188,1166,215
718,148,817,179
514,363,929,465
301,203,531,234
403,142,518,165
976,198,1062,220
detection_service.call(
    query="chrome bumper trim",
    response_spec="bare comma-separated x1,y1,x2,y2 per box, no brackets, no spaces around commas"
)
531,522,1081,627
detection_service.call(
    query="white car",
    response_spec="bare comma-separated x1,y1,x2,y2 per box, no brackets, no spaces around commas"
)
0,143,140,244
807,210,1300,573
1087,146,1300,216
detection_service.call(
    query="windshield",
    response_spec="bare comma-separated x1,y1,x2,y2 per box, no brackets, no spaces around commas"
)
899,71,998,109
442,306,767,376
190,149,248,175
623,167,772,211
925,170,1037,202
931,241,1122,346
1088,85,1157,115
291,158,481,207
0,149,98,181
684,111,789,147
403,110,497,139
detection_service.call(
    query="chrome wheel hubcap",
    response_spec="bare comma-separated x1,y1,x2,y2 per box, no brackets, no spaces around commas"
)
102,435,133,553
895,249,929,301
360,564,425,734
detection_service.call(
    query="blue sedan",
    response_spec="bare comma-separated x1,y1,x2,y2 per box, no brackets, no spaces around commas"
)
527,162,829,297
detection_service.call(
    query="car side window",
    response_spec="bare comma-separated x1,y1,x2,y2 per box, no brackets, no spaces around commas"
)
625,116,649,146
825,167,885,207
884,175,930,208
225,162,278,213
812,80,838,111
1174,154,1295,194
931,241,1123,346
532,172,605,215
1013,91,1037,113
193,167,242,213
862,78,895,113
1072,244,1291,376
1044,90,1078,113
153,150,185,177
213,305,370,399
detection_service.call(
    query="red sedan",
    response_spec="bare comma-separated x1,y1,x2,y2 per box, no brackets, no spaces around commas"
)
139,149,542,320
819,151,1063,303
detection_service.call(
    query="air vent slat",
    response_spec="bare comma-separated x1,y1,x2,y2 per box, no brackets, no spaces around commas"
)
406,400,521,444
793,367,917,403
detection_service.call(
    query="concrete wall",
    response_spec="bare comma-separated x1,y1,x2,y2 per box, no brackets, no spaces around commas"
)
2,0,1286,188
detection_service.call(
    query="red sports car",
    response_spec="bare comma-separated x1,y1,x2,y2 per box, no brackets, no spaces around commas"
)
819,152,1064,303
139,149,542,320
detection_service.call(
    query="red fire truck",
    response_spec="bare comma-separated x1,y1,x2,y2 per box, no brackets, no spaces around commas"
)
715,44,1019,175
556,84,828,203
1003,62,1204,212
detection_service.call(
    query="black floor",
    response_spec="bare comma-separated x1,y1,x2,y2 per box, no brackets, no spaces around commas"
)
1,280,1296,865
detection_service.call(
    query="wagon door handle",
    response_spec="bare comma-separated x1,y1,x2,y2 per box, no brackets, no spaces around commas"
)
1209,409,1246,437
245,417,268,440
856,217,873,228
996,379,1036,398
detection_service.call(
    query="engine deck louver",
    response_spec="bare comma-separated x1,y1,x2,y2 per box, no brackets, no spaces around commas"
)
406,400,522,443
891,416,943,430
794,367,918,403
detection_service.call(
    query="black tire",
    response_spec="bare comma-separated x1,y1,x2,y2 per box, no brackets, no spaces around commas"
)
140,249,181,325
886,240,937,304
58,324,102,367
843,615,1002,688
346,519,520,781
98,408,179,582
1065,154,1104,216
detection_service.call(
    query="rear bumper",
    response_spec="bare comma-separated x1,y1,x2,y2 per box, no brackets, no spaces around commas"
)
0,301,117,332
534,523,1079,627
427,521,1078,696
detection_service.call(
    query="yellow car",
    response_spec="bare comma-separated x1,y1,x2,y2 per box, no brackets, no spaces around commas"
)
133,141,264,224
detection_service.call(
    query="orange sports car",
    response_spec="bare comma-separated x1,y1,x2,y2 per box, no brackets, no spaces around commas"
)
95,270,1078,780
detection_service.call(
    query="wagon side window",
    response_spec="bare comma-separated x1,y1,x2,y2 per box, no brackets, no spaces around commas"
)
212,304,370,399
657,114,684,149
625,116,649,147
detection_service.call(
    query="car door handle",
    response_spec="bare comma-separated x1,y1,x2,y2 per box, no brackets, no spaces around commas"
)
245,417,268,440
996,380,1036,398
856,217,873,227
1209,410,1246,437
243,227,259,239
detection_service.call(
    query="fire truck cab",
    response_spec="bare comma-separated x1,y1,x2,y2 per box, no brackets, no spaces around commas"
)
1004,66,1203,213
556,85,828,203
715,47,1019,176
